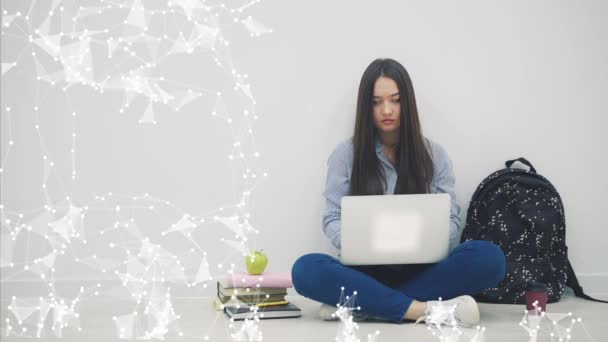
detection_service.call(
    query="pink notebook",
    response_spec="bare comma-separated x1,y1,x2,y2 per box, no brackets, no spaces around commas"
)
226,272,293,288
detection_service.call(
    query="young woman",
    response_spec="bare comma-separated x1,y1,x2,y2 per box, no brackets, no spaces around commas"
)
291,58,506,325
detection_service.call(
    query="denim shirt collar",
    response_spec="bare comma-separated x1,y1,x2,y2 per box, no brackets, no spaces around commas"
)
375,135,432,157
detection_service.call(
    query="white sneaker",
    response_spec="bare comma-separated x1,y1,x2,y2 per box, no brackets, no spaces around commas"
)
417,295,480,327
318,303,339,321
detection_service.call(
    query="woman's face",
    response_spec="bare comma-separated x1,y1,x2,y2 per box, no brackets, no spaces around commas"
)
372,76,401,135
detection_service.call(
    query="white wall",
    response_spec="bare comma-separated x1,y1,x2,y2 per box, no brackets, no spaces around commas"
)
1,0,607,296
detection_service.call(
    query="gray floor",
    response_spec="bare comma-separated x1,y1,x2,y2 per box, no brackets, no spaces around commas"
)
1,293,607,341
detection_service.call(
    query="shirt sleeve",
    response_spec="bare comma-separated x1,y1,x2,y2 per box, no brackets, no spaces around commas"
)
431,143,463,251
322,143,351,250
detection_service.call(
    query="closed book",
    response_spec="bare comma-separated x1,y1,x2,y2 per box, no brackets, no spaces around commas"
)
224,302,302,320
217,293,286,304
218,287,287,299
226,272,293,288
217,281,288,296
214,297,248,311
214,297,290,311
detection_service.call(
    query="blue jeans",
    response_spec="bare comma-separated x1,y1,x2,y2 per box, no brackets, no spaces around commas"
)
291,240,506,323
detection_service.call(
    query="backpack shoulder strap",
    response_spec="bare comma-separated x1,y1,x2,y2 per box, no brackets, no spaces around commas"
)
566,259,608,303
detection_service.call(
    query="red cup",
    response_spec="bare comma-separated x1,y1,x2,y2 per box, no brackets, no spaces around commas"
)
525,281,548,312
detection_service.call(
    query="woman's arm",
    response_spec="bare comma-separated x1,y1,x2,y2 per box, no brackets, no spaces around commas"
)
322,141,352,250
431,142,463,251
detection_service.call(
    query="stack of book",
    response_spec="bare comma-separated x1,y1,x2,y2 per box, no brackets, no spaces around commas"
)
214,271,301,320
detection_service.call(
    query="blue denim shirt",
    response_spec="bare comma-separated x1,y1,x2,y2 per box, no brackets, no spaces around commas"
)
322,136,463,252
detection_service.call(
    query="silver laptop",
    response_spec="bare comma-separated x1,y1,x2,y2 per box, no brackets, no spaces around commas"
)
340,193,450,265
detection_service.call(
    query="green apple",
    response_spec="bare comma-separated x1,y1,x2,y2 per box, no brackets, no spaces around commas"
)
246,250,268,275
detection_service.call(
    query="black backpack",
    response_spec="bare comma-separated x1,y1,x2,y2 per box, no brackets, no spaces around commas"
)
461,158,608,304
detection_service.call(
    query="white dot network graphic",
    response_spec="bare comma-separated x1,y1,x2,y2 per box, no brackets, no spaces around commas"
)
1,0,273,339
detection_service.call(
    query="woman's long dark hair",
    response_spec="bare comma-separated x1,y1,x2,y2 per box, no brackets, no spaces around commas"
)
349,58,434,196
